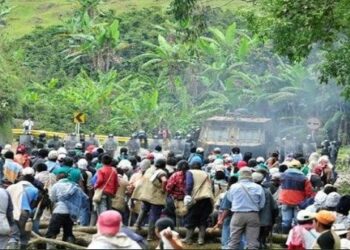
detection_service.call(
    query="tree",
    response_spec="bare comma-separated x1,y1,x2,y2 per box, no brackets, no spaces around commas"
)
0,2,20,143
197,23,258,93
65,0,125,72
252,0,350,97
169,0,206,41
136,34,193,88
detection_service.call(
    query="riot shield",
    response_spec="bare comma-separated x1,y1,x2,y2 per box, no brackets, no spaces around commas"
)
19,134,35,153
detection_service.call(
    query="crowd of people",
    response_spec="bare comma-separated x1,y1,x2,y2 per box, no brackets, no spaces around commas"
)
0,137,349,250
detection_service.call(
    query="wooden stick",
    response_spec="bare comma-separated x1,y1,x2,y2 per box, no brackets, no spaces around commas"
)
128,210,133,227
38,222,288,245
30,231,86,249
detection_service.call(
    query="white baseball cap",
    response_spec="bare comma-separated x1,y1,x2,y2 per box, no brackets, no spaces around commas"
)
297,210,315,222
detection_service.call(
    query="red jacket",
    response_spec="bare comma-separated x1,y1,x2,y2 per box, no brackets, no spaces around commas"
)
279,169,313,205
95,166,118,196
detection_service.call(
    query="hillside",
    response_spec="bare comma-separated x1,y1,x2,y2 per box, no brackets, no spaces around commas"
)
7,0,249,38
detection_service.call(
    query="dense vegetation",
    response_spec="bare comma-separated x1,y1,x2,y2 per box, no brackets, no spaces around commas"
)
1,0,350,144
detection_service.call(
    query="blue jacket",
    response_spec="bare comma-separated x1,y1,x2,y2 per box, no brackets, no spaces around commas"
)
51,179,89,221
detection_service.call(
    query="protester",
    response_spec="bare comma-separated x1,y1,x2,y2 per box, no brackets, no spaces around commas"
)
155,217,183,249
313,155,334,185
94,154,118,215
165,160,189,222
226,167,265,249
77,158,93,193
252,172,279,249
306,190,327,213
88,210,141,249
35,163,56,189
231,147,242,164
153,145,164,162
7,168,39,249
214,175,238,249
267,152,279,168
33,162,56,233
0,187,14,249
335,195,350,230
46,169,89,244
3,150,23,185
313,210,340,249
117,147,129,162
279,159,313,233
286,210,319,249
45,150,60,172
128,159,151,226
2,129,350,250
112,167,129,222
32,148,49,171
14,145,30,168
188,147,204,167
53,156,82,184
135,158,168,241
270,172,281,199
324,192,341,211
165,152,177,176
183,161,214,245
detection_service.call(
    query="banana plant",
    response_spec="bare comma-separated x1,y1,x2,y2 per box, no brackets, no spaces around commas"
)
196,23,258,92
66,19,123,72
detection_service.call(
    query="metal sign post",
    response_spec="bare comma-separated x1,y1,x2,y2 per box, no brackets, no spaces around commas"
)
75,123,81,135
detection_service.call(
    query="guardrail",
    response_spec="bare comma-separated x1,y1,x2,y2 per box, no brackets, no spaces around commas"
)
11,129,129,143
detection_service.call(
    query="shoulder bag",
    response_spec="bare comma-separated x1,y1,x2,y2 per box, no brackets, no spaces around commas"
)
93,170,115,203
185,175,209,209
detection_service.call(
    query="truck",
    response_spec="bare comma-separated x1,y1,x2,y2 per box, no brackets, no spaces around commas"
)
197,115,272,157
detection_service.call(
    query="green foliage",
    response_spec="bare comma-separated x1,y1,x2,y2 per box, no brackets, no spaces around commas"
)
0,38,21,143
6,0,350,142
0,0,12,28
0,3,21,124
15,26,77,83
263,0,345,60
251,0,350,98
169,0,207,41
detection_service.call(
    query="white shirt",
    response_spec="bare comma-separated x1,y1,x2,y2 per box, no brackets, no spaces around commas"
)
23,120,34,130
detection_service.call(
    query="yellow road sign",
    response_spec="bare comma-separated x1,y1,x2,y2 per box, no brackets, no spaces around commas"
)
74,112,87,124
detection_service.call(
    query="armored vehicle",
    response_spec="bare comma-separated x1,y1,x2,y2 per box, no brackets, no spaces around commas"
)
197,115,272,156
